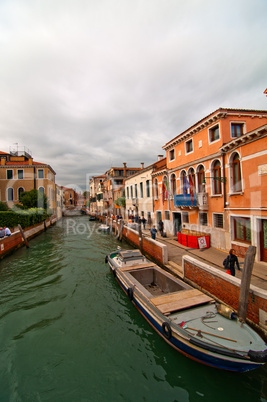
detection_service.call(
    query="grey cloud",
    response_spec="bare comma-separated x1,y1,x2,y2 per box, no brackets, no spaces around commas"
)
1,0,266,189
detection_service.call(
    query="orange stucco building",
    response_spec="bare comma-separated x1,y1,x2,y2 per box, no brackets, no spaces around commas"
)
153,108,267,262
0,148,56,214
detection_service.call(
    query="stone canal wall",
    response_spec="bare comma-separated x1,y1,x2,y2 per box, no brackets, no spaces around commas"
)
183,255,267,332
0,217,57,259
122,225,168,266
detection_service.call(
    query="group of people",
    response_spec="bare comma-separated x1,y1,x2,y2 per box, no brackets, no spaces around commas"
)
150,220,164,240
129,215,148,229
0,227,12,238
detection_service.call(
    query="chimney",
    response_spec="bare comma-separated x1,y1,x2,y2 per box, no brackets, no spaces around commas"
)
1,158,6,166
141,162,144,169
158,155,164,160
123,162,127,176
29,158,33,165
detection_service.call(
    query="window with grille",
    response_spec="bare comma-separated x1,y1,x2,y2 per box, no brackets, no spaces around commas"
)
182,212,189,223
199,212,208,226
213,213,223,228
165,211,170,220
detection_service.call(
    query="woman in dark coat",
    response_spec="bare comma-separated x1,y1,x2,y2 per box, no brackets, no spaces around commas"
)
224,249,240,276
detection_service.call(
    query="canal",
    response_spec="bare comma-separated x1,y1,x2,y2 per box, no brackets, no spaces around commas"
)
0,216,266,402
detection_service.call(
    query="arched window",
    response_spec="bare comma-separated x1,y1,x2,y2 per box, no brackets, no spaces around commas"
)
18,187,24,200
232,153,242,192
170,174,176,197
154,178,158,199
188,168,196,193
180,170,187,195
197,165,205,193
212,160,222,194
38,187,45,208
162,176,168,200
7,188,14,201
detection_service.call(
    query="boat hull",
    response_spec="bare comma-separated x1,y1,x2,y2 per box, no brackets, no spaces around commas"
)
106,250,267,373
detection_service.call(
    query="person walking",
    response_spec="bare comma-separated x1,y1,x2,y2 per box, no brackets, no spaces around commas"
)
150,225,157,240
141,216,147,229
223,249,241,276
158,220,164,237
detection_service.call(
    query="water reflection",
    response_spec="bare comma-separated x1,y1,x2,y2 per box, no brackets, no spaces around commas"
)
0,216,266,402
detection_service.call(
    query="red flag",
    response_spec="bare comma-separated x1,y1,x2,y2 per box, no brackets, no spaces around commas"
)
162,181,165,203
189,175,194,205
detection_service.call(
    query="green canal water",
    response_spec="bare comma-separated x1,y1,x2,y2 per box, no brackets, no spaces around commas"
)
0,216,266,402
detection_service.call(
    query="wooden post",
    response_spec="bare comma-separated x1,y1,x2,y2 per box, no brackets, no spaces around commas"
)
238,245,256,320
138,223,143,253
18,224,30,248
118,220,124,241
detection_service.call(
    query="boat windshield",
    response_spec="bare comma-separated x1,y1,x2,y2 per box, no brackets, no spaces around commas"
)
118,250,144,262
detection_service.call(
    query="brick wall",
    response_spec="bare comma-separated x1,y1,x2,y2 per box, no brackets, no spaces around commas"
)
232,244,248,259
122,226,168,265
183,255,267,327
0,218,57,259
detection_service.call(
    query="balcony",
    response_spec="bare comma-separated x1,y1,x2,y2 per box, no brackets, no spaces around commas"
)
174,194,197,208
174,193,208,210
196,192,209,211
132,198,138,206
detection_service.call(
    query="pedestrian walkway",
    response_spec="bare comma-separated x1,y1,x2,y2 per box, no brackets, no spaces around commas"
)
142,230,267,291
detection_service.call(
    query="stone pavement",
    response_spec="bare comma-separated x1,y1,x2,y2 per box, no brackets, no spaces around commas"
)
142,230,267,291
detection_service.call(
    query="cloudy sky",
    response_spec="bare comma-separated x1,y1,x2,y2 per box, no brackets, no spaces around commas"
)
1,0,266,190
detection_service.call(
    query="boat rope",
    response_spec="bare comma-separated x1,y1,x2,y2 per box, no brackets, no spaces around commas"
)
201,311,217,330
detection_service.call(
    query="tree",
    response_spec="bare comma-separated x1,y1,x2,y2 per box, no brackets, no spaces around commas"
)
19,189,49,210
115,197,125,208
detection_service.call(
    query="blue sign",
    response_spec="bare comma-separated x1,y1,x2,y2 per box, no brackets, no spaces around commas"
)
174,194,197,207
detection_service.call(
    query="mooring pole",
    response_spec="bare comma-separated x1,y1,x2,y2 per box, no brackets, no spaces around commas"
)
138,223,143,253
18,224,30,248
238,245,256,321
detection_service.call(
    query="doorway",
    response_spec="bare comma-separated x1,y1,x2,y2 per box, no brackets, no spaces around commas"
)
173,212,182,236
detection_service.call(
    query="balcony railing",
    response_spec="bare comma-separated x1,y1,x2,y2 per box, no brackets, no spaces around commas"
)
196,192,209,211
132,198,138,206
174,193,208,210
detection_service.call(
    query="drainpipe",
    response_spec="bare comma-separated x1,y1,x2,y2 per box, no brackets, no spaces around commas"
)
222,152,227,208
33,167,36,190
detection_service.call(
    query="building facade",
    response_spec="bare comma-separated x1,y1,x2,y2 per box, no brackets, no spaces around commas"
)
125,157,166,225
0,147,56,214
158,108,267,261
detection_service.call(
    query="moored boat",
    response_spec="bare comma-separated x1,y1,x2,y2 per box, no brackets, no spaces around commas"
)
99,224,110,232
106,249,267,372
